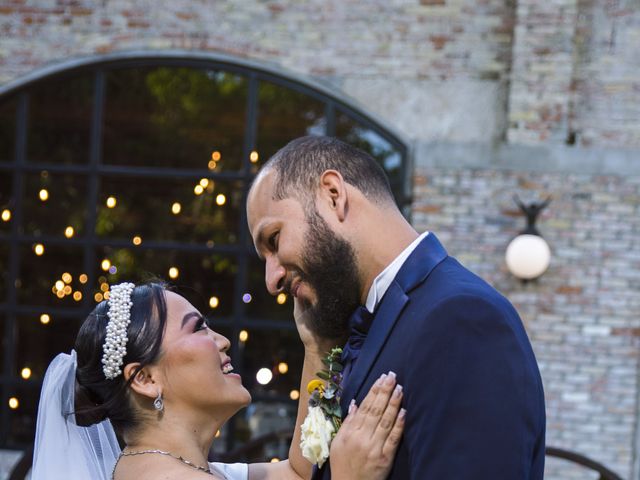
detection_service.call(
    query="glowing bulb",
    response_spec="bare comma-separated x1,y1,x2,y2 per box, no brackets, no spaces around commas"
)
55,280,64,291
103,291,110,300
64,226,74,238
39,189,49,201
106,196,117,208
40,314,50,324
21,368,31,380
256,368,273,385
132,235,142,246
215,194,226,206
8,397,19,409
1,209,11,222
94,292,104,302
277,293,287,305
100,283,109,292
290,389,300,401
62,273,72,284
270,458,280,463
239,330,249,342
169,267,179,279
79,274,88,284
194,185,204,195
171,202,182,214
63,285,72,295
209,296,220,309
278,362,289,374
101,259,111,271
242,293,252,303
250,151,259,163
215,430,221,438
211,151,221,161
56,290,65,299
199,178,210,188
34,244,45,256
208,160,217,170
73,291,82,301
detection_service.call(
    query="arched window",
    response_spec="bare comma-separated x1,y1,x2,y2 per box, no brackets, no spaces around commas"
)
0,52,409,455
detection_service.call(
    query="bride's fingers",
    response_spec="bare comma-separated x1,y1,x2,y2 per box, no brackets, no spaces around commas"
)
359,373,396,432
372,383,403,446
381,408,406,459
350,373,385,430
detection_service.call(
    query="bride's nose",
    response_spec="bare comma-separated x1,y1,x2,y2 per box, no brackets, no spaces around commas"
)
216,333,231,352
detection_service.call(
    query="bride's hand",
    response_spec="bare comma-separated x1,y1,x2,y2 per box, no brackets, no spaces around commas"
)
330,372,406,480
292,296,337,355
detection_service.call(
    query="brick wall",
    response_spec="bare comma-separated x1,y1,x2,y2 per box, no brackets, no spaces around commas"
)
0,1,639,479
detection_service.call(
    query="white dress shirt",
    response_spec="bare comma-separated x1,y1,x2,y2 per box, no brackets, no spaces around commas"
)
364,231,430,313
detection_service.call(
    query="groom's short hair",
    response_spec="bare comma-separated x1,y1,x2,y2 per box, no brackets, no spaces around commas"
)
262,135,395,207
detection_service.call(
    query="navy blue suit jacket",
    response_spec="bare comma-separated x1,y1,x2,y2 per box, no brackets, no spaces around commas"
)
313,234,545,480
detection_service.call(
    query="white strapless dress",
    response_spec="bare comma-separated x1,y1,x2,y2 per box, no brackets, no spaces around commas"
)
208,462,248,480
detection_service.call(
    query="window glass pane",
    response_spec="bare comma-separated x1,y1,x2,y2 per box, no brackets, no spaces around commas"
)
0,171,12,234
336,112,404,193
0,315,5,371
17,244,85,307
97,176,243,245
256,81,326,167
22,172,87,236
103,68,247,170
236,400,295,461
245,257,292,322
6,385,40,447
0,243,8,301
0,96,16,163
27,74,93,165
16,314,82,383
95,247,237,318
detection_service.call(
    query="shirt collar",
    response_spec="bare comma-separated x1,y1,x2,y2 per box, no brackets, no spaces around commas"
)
364,231,430,313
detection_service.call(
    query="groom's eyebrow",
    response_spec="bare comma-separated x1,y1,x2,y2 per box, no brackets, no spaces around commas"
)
181,311,201,329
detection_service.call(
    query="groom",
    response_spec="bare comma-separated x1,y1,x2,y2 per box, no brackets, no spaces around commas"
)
247,136,546,479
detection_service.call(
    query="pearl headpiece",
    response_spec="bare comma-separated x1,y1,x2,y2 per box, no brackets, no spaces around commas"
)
102,282,135,380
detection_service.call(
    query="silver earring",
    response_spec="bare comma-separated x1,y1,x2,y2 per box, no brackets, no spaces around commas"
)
153,391,164,411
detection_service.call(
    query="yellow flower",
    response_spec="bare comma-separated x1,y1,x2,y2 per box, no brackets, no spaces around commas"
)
307,379,325,394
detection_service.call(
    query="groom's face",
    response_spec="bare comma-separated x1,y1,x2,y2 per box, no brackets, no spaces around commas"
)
247,171,361,339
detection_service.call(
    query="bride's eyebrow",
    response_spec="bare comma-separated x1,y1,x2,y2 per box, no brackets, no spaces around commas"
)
180,311,201,329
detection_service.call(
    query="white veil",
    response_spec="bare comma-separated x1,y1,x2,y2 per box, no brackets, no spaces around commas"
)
31,351,121,480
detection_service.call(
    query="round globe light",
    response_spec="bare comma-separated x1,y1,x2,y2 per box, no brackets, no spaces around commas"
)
256,367,273,385
505,234,551,280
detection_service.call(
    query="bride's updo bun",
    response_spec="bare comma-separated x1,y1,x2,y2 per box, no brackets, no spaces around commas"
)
73,282,168,433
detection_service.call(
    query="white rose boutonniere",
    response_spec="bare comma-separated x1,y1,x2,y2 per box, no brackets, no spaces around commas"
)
300,347,344,468
300,405,335,468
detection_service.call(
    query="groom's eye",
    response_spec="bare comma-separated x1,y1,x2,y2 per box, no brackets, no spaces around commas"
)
268,232,279,250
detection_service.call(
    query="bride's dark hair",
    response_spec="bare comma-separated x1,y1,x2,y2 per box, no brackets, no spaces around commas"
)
73,282,168,433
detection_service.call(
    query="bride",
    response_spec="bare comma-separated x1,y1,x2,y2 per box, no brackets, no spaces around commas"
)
32,282,405,480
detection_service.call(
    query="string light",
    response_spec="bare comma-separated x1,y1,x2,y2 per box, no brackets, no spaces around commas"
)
278,362,289,374
169,267,179,279
34,244,45,256
171,202,182,215
101,259,111,271
208,160,217,170
239,330,249,342
199,178,209,188
211,151,221,161
21,368,31,380
79,274,88,284
242,293,252,304
216,194,226,206
55,280,65,291
250,151,259,163
132,236,142,246
270,458,280,463
40,314,51,325
73,291,82,301
8,397,19,409
106,196,117,208
256,368,273,385
290,390,300,401
63,285,72,295
209,296,220,309
277,293,287,305
100,283,109,292
62,273,72,284
56,290,65,299
1,209,10,222
64,226,75,238
103,291,110,300
108,265,117,275
39,189,49,201
194,185,204,195
94,292,104,302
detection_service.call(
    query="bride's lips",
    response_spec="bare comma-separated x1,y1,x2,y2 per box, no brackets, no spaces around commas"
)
221,357,241,380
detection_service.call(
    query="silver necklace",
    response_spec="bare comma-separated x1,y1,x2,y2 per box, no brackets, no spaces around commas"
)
112,449,213,478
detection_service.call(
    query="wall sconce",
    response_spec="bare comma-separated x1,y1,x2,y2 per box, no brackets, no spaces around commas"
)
505,195,552,280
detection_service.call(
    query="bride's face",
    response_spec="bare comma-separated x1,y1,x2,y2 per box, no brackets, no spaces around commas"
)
154,291,251,417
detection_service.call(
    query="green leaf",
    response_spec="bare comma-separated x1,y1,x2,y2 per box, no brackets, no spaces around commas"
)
317,371,331,380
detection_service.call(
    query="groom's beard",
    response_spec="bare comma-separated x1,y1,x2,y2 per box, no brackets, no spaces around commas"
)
299,209,361,340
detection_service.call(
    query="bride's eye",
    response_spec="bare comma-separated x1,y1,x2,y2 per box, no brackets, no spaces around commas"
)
193,317,208,332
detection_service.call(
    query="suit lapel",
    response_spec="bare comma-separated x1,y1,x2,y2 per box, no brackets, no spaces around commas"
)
340,233,449,413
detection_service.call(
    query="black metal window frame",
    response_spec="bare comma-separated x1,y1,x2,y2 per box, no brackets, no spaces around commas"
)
0,52,410,449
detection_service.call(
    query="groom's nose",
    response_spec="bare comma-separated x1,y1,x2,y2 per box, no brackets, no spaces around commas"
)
265,256,286,295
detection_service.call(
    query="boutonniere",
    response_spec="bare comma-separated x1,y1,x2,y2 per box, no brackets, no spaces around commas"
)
300,347,344,468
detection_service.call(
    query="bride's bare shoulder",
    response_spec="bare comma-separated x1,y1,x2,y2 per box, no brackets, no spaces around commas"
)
113,456,223,480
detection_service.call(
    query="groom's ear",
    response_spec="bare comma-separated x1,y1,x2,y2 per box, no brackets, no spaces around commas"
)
318,169,348,222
